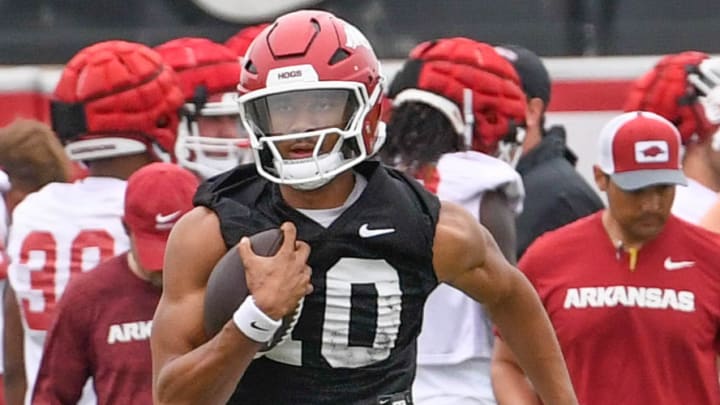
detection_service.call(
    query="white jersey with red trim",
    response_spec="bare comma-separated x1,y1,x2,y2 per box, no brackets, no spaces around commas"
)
671,178,716,224
6,177,129,405
413,151,523,404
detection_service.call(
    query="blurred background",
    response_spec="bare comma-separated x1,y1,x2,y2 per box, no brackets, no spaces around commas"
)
0,0,717,64
0,0,715,197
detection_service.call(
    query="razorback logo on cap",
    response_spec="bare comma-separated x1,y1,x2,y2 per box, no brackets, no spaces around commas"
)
634,140,669,163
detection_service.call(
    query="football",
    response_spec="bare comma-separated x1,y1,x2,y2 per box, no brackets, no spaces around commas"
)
203,228,301,353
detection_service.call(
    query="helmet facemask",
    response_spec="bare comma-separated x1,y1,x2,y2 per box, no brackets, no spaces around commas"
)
176,91,253,179
688,58,720,151
238,79,383,190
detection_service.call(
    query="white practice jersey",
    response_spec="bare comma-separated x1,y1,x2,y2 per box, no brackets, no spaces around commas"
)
414,151,524,405
6,177,129,405
671,178,717,224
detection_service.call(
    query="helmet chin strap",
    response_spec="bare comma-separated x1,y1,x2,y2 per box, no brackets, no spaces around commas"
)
151,143,173,163
462,88,474,150
497,126,526,168
273,151,345,191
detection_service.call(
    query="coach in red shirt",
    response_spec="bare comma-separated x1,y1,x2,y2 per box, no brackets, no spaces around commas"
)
32,163,198,404
491,111,720,405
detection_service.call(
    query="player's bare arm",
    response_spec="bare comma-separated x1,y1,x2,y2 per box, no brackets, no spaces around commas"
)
491,336,543,405
3,284,25,405
151,208,310,404
432,201,578,405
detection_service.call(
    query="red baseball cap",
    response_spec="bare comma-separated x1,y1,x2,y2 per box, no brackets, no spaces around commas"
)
598,111,687,191
123,163,199,271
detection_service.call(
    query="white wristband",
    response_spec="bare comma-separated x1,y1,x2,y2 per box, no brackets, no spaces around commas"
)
232,296,281,343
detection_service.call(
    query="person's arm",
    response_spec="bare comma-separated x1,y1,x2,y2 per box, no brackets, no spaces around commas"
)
3,283,25,405
433,201,577,405
479,190,517,264
151,208,312,405
699,198,720,233
491,336,543,405
32,279,91,404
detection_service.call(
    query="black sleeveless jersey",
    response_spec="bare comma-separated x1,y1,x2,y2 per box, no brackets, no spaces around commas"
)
194,161,441,405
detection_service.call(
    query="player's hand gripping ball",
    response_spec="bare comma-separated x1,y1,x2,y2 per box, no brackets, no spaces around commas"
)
203,228,303,354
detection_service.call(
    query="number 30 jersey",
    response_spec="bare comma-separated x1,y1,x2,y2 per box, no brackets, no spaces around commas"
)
195,161,441,405
6,177,130,405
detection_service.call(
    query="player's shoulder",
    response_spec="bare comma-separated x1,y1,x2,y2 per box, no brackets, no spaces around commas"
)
439,151,520,182
435,201,483,244
437,151,524,205
195,164,264,199
362,161,441,218
12,182,60,214
13,177,125,218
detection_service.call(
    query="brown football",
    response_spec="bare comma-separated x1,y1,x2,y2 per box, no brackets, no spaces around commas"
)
203,228,300,353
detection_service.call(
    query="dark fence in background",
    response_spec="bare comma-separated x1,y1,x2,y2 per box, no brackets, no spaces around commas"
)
0,0,716,64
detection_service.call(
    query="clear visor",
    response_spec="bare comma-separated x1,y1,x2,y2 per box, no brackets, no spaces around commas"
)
236,81,379,188
241,88,360,137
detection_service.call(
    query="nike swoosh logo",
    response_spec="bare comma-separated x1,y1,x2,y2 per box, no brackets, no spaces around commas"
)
155,211,181,223
358,224,395,238
250,321,269,332
664,257,695,271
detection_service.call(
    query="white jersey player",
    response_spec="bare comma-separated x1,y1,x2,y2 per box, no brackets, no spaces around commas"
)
414,153,523,404
380,37,529,404
7,179,129,404
4,40,184,404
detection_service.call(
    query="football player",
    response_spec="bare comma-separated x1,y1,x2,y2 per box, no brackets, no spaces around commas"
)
155,37,253,179
381,37,526,405
5,40,184,405
0,120,75,405
625,51,720,223
151,10,578,405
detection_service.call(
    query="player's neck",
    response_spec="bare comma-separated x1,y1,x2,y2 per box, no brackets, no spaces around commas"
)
126,251,162,288
279,170,356,210
86,153,155,180
601,210,648,251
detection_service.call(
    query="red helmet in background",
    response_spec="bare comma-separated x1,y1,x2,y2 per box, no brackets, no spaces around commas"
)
155,37,249,179
51,40,184,162
624,51,720,146
225,23,270,57
237,10,385,190
388,37,527,164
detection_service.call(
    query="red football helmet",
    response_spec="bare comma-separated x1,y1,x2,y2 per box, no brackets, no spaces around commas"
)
156,37,250,179
51,40,184,162
237,10,385,190
624,51,720,146
388,37,527,164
